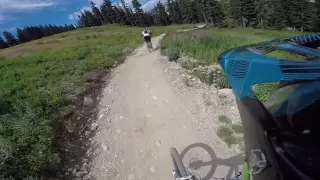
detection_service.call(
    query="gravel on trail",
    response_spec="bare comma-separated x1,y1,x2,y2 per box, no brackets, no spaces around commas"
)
87,34,244,180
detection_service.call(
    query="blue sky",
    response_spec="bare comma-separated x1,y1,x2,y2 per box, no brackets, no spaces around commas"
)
0,0,164,33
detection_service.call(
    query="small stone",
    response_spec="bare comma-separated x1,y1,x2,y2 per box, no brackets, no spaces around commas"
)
149,165,156,173
156,140,162,147
85,131,90,136
91,123,98,131
84,175,93,180
72,169,77,175
82,159,88,163
99,114,104,119
68,168,73,172
119,115,124,119
128,174,134,180
83,97,94,107
152,96,159,100
101,143,108,151
76,171,84,177
187,75,192,79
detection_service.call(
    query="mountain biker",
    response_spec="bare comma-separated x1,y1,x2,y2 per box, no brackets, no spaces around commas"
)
218,34,320,180
142,27,152,47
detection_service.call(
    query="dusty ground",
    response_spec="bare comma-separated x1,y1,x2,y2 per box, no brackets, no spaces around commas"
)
86,34,244,180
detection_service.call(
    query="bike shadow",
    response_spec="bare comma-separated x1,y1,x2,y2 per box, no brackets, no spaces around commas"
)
179,143,245,180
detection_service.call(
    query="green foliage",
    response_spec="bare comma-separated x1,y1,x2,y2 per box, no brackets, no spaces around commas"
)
241,0,257,27
215,75,231,89
223,135,239,146
168,48,180,61
161,28,302,65
216,115,244,148
253,83,279,102
222,18,236,28
3,31,18,46
0,36,8,49
217,125,234,138
218,115,232,124
231,124,244,134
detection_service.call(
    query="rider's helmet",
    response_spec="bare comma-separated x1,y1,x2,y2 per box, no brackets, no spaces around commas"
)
218,34,320,180
144,27,149,33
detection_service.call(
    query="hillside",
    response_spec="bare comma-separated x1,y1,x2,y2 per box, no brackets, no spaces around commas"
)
0,24,192,179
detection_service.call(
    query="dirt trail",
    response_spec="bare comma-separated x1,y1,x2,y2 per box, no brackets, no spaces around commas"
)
89,34,244,180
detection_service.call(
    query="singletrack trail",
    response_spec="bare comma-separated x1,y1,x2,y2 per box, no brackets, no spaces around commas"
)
89,34,243,180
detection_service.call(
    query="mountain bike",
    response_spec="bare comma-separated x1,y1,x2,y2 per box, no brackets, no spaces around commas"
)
170,148,243,180
147,41,153,52
170,148,196,180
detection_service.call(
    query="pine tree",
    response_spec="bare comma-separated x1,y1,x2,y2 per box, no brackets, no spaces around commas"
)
0,36,8,49
120,0,134,26
100,0,114,24
268,0,287,29
167,0,182,24
153,2,170,26
298,0,315,31
132,0,146,26
90,1,104,26
315,0,320,30
16,28,26,43
3,31,18,46
179,0,198,23
85,10,99,26
229,0,242,26
255,0,271,28
202,0,224,25
240,0,257,27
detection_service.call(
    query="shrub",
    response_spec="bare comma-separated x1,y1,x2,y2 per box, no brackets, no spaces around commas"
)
231,124,243,134
222,18,236,28
168,48,180,61
253,83,278,102
223,134,238,146
0,103,59,178
217,125,233,139
215,74,231,89
218,115,232,124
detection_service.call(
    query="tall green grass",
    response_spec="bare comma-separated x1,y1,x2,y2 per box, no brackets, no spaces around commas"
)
161,28,303,64
161,28,304,101
0,24,192,179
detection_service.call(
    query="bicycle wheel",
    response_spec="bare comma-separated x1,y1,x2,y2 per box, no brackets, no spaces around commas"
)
170,148,188,177
147,43,152,52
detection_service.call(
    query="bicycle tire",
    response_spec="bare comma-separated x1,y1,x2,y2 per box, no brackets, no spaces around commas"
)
170,148,188,177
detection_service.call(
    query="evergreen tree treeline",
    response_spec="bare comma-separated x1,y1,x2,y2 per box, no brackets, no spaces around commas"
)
77,0,319,32
1,0,319,50
0,24,76,49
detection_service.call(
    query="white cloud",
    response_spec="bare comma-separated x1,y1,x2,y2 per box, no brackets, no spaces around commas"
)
68,0,155,21
68,6,91,20
0,0,55,12
68,0,104,21
141,0,166,12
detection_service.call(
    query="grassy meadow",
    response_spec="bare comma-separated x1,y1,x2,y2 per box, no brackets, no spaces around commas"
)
0,24,193,179
161,28,304,64
161,27,304,101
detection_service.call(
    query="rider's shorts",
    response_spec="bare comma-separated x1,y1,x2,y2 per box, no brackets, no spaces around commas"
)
144,36,151,43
